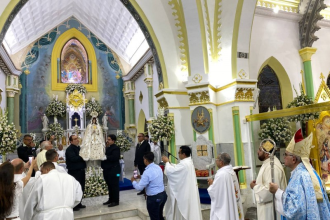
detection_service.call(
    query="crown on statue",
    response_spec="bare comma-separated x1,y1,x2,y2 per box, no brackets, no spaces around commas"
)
91,111,98,118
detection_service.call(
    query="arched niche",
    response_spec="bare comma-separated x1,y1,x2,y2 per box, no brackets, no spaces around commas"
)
137,109,146,134
258,56,293,108
257,65,283,113
51,28,98,91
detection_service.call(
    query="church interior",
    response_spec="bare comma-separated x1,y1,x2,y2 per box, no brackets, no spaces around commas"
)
2,0,330,219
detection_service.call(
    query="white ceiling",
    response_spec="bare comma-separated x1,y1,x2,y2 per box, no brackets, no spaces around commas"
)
3,0,149,66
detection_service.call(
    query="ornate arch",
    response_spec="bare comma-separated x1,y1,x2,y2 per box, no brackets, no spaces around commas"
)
258,56,293,108
51,28,98,91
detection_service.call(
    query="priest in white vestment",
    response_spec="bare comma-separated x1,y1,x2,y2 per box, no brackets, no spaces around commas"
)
250,139,287,220
22,162,82,220
208,153,244,220
162,146,203,220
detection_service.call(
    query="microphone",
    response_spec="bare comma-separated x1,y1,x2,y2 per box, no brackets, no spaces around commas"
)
163,149,178,160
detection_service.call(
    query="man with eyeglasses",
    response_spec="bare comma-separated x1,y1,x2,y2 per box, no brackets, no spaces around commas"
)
134,133,151,195
250,139,287,220
162,146,202,220
269,129,330,219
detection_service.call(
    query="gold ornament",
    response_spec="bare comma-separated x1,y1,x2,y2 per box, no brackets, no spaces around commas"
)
262,141,274,152
67,89,87,109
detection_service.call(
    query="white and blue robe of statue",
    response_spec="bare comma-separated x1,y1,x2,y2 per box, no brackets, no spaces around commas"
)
274,162,330,220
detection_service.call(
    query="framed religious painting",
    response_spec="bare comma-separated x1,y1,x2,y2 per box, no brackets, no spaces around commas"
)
315,112,330,187
51,28,98,91
191,106,211,134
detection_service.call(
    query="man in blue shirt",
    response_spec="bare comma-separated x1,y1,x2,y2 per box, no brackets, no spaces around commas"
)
131,152,167,220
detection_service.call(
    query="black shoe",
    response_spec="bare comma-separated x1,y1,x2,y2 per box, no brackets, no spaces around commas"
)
108,202,119,207
73,207,80,211
78,204,86,209
103,200,111,205
137,191,144,195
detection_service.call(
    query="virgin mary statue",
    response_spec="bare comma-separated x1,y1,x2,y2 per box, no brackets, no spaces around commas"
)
79,112,106,162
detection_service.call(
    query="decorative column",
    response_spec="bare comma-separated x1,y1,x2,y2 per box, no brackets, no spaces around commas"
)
299,47,317,99
6,75,20,124
232,106,246,187
144,62,154,119
124,81,136,136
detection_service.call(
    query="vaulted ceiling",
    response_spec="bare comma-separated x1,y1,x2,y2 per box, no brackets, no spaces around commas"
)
3,0,149,67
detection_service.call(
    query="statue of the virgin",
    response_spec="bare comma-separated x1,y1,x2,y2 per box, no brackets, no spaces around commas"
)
79,111,106,162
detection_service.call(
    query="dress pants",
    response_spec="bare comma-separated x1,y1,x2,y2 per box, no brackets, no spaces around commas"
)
147,191,167,220
68,169,85,206
103,165,120,203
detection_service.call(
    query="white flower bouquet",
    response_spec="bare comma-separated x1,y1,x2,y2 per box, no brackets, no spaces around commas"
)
148,108,174,141
0,111,18,155
84,167,108,197
46,99,66,117
65,84,87,94
86,99,103,117
46,123,64,139
116,134,131,152
286,84,319,122
258,117,292,144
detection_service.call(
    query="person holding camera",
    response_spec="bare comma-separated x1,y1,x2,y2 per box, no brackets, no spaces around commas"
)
101,134,121,207
131,152,167,220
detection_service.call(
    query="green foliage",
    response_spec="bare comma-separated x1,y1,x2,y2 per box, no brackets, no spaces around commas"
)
46,99,66,117
0,111,17,154
65,84,87,94
258,117,293,144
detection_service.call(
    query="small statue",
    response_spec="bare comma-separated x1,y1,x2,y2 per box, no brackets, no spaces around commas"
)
53,94,58,101
54,116,58,124
91,97,96,102
102,113,108,129
42,114,49,130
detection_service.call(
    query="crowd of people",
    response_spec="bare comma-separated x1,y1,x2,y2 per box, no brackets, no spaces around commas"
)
1,128,330,220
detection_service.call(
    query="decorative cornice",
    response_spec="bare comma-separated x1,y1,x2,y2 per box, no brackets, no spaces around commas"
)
0,46,21,76
257,0,299,13
255,6,302,21
299,0,326,48
188,91,210,105
122,49,153,82
155,90,188,98
168,0,190,74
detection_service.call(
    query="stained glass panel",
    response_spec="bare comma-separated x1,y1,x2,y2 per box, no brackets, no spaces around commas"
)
257,65,283,113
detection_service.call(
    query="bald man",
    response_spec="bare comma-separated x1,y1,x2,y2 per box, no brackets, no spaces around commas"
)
12,158,28,182
24,161,82,220
36,141,53,169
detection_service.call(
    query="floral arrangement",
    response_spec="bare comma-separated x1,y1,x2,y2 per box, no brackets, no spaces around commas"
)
86,99,103,117
45,99,66,117
258,117,293,144
148,108,174,141
65,84,87,94
0,111,18,155
286,84,319,122
46,123,64,139
84,167,108,197
116,134,132,152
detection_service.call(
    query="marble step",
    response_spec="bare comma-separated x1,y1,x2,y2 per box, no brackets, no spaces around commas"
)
74,208,141,220
117,217,142,220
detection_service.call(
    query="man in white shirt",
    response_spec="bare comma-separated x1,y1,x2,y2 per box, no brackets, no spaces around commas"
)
57,144,65,161
162,146,203,220
23,162,82,220
36,141,53,170
207,153,244,220
46,149,67,173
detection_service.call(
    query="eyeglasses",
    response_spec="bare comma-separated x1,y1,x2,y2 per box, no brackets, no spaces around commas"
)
283,152,294,157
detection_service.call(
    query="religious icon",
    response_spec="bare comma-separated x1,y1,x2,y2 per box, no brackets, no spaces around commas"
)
191,106,211,134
